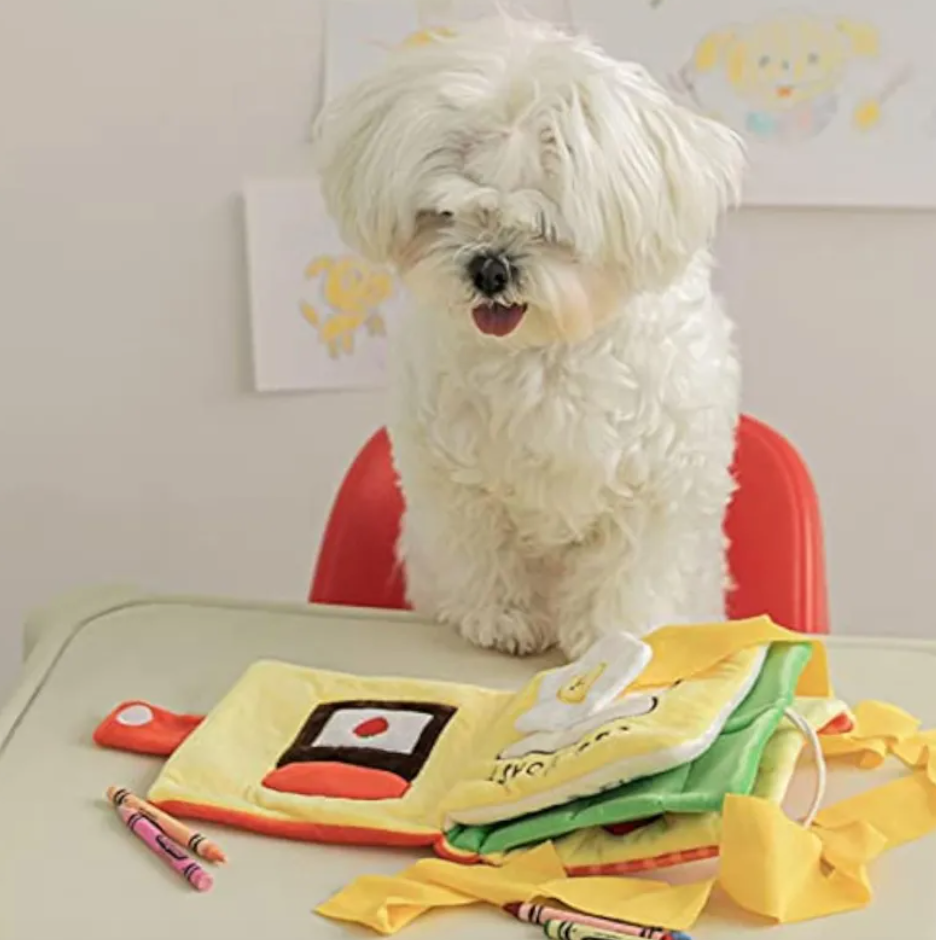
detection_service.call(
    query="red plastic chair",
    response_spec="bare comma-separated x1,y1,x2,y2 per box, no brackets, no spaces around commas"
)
310,415,829,634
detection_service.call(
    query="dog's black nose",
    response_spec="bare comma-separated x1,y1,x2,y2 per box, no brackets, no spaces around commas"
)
468,253,512,297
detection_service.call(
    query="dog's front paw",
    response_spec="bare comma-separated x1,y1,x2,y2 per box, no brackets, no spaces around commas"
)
457,607,553,657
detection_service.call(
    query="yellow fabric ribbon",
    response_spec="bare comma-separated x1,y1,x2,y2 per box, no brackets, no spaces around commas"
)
719,797,886,922
315,683,936,934
316,842,714,935
893,730,936,777
632,617,831,697
718,702,936,924
819,700,920,767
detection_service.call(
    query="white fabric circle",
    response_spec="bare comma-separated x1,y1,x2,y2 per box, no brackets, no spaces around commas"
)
116,704,154,727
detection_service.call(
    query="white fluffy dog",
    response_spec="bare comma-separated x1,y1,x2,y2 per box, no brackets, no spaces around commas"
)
313,15,745,659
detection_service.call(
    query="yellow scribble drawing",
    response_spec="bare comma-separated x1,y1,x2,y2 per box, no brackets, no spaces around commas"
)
685,12,892,143
400,26,455,49
299,256,392,359
854,64,915,130
367,26,455,58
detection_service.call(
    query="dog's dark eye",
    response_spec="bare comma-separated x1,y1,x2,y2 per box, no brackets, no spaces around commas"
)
416,209,453,227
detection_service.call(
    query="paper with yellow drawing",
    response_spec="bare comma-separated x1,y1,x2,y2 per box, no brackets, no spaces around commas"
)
244,179,406,392
571,0,936,208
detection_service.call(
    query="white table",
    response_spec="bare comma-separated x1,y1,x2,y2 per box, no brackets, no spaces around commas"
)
1,587,934,939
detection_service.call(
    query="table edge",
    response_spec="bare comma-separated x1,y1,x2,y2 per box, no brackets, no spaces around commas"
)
3,586,423,754
5,586,935,757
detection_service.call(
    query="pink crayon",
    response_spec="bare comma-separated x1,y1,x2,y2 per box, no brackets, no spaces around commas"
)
117,804,213,891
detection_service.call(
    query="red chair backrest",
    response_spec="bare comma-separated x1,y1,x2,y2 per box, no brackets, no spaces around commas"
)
726,415,828,633
310,415,829,634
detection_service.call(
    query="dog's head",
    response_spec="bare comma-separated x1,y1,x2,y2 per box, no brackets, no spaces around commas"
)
313,16,744,345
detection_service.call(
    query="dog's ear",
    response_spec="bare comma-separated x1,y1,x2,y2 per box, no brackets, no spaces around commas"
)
583,63,745,287
312,52,429,264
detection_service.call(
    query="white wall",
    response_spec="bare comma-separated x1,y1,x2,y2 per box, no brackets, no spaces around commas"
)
1,0,933,700
0,0,381,698
719,208,936,642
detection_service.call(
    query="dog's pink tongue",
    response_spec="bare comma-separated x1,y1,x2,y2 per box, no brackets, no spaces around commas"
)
471,303,526,337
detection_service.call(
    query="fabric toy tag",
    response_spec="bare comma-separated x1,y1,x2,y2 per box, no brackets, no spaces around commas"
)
513,633,653,734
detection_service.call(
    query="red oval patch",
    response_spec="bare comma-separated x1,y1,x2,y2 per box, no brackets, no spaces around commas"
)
353,716,389,738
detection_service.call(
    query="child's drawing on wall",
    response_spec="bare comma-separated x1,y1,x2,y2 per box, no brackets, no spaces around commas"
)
244,179,405,392
549,0,936,205
677,12,909,144
299,256,392,359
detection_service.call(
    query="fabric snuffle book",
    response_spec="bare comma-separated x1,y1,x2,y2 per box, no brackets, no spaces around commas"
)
94,617,936,935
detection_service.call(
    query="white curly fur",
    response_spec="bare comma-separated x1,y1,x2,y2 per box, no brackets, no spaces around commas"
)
313,15,745,659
